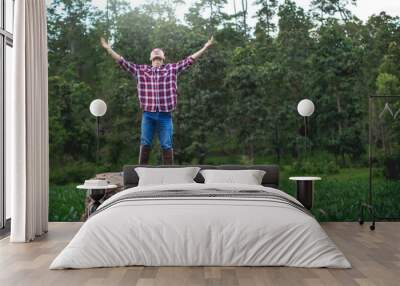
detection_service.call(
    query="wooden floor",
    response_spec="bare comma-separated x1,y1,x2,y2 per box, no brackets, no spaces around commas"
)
0,222,399,286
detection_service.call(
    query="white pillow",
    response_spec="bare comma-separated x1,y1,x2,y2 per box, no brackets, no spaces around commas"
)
200,169,266,185
135,167,201,186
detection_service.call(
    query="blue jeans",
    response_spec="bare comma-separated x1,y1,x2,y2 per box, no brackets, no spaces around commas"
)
141,111,173,150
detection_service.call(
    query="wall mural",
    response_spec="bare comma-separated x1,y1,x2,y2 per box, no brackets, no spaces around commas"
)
45,0,400,222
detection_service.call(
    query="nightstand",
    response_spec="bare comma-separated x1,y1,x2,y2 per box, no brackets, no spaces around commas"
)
289,176,321,210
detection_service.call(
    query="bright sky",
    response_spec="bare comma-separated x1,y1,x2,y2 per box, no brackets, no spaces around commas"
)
53,0,400,26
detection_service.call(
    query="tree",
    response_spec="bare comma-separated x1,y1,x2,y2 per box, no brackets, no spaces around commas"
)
375,42,400,159
310,0,356,23
309,19,364,163
361,13,400,93
185,0,228,35
254,0,278,39
276,0,314,100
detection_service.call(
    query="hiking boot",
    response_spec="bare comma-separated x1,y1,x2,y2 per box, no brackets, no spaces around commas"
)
138,145,151,165
162,148,174,165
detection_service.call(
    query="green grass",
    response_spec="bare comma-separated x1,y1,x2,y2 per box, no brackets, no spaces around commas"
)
281,168,400,221
49,184,86,221
49,167,400,222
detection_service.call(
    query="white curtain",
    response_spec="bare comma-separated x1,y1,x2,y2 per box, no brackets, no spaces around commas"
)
7,0,49,242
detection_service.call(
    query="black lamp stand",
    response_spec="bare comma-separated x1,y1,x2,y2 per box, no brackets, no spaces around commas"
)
96,116,100,163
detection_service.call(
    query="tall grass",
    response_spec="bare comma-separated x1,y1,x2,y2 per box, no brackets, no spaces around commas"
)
282,168,400,221
49,184,86,221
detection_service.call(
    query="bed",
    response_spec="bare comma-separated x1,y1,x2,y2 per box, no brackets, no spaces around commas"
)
50,165,351,269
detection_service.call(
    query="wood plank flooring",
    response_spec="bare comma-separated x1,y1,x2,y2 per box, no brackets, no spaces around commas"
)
0,222,399,286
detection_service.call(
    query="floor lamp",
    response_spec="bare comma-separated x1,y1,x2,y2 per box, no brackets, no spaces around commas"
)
297,99,315,160
89,99,107,162
359,95,400,231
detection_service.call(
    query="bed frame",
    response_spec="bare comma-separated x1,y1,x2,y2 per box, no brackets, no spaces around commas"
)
123,165,279,189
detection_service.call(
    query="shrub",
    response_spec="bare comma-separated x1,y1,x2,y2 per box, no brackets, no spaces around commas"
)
50,160,111,185
291,160,339,175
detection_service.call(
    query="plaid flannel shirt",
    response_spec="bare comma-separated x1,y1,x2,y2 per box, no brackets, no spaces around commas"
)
118,56,196,112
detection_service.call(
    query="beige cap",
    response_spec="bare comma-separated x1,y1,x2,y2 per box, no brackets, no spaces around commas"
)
150,48,165,61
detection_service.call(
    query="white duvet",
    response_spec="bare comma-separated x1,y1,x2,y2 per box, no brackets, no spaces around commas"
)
50,183,351,269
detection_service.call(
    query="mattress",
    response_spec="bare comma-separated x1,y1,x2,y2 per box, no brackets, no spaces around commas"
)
50,183,351,269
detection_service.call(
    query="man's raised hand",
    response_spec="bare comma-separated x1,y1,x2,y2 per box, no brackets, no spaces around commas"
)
204,36,214,49
100,37,110,50
101,37,122,61
190,36,214,60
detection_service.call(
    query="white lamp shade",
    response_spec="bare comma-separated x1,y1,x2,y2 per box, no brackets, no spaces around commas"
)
89,99,107,117
297,99,315,117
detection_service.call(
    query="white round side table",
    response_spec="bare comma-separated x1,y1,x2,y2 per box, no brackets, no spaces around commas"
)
289,176,321,210
77,184,117,215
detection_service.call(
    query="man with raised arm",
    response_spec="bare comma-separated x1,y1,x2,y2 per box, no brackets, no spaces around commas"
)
100,36,214,165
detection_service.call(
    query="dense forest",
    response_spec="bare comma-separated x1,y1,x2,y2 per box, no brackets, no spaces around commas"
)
47,0,400,184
